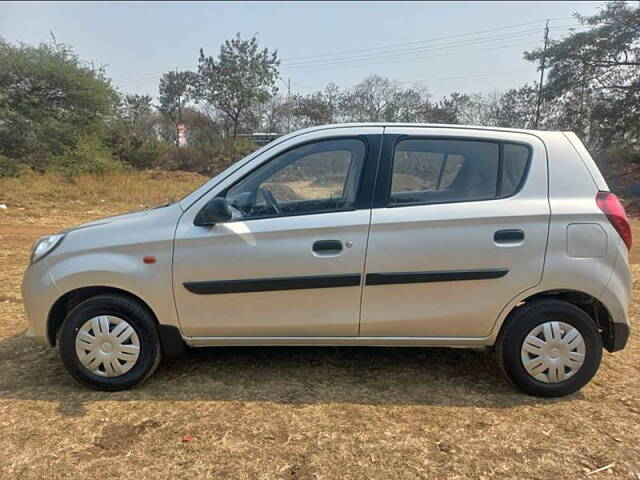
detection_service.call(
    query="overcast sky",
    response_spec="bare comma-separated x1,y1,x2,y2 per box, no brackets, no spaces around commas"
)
2,1,602,99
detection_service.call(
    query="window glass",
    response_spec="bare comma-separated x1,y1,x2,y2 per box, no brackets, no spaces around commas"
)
226,138,366,220
501,144,529,196
390,139,499,206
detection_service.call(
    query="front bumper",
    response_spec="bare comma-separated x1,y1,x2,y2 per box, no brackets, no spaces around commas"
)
21,258,61,347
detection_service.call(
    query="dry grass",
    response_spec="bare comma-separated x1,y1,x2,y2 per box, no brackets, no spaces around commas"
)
0,170,207,215
1,172,639,479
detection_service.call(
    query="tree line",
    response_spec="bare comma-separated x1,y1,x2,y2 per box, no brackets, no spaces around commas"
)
0,1,638,179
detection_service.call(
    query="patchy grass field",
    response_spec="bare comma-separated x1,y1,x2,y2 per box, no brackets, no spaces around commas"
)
0,172,639,479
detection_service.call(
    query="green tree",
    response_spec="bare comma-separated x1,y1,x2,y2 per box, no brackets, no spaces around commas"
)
158,70,196,147
108,94,163,170
339,75,400,122
121,94,153,130
525,1,640,149
338,75,432,122
195,34,279,143
0,37,119,170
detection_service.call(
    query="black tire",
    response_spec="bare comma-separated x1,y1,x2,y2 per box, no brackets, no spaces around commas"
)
496,299,602,397
58,294,161,391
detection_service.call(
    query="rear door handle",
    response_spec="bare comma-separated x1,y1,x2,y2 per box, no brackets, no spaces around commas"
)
313,240,343,254
494,229,525,243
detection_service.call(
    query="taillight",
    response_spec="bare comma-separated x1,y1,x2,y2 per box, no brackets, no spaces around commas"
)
596,191,632,250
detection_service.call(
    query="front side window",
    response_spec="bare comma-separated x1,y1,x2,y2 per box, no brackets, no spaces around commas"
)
389,138,529,206
226,138,366,220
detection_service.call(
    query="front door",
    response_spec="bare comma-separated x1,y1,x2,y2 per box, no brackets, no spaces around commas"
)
360,128,550,338
173,133,382,338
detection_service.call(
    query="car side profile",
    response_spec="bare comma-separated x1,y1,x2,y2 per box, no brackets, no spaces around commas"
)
21,123,632,397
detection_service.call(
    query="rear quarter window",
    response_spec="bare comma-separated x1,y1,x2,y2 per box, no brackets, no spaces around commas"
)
501,143,530,196
389,138,531,206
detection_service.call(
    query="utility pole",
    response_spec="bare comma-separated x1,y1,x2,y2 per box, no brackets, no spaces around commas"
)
280,77,293,133
534,20,550,129
286,77,291,133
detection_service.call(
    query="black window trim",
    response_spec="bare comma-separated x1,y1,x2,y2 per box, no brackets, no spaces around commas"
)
201,134,383,224
374,134,533,209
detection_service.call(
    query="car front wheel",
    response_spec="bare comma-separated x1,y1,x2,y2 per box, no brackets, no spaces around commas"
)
58,294,161,391
497,299,603,397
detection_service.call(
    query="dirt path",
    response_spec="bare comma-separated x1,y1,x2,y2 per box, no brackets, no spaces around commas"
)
1,209,639,479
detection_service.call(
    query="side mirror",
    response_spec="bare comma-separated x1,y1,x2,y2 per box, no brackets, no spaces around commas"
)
194,197,232,226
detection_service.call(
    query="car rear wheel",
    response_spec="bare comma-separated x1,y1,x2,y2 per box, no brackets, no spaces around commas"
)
496,299,602,397
58,294,161,391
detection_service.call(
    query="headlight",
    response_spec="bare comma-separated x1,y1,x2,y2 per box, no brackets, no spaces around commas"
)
30,234,65,264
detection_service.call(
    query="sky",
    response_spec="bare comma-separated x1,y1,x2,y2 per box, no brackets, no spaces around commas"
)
1,1,602,99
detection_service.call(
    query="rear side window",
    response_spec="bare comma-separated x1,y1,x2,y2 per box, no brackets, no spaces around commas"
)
501,143,529,196
389,138,530,206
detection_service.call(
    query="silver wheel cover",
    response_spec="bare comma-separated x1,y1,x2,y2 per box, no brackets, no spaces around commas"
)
75,315,140,377
521,321,586,383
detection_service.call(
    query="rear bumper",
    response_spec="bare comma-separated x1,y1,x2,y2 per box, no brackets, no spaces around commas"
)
598,238,632,353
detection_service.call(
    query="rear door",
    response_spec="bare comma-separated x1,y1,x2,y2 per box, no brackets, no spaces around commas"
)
360,127,550,338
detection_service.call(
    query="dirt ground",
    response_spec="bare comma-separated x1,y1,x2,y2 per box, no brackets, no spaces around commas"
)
1,175,639,479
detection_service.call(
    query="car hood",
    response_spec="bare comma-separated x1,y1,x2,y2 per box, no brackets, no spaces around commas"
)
62,203,178,234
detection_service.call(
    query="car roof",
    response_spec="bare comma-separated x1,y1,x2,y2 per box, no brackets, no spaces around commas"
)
289,122,563,136
263,123,566,151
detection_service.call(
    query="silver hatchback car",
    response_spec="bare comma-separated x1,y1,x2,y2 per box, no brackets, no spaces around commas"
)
22,124,632,396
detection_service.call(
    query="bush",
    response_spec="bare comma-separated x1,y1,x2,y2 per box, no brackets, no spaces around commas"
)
206,138,258,175
161,146,213,173
0,155,22,177
0,38,120,167
126,139,171,170
156,139,258,176
49,135,123,178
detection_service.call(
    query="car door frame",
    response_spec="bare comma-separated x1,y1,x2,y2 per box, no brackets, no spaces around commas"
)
171,126,384,340
359,126,550,339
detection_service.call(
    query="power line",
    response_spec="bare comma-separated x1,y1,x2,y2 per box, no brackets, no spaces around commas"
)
279,16,576,62
115,17,579,84
280,41,537,77
117,25,582,89
297,68,536,93
280,29,545,68
115,23,585,98
279,25,581,71
116,40,533,88
279,24,579,68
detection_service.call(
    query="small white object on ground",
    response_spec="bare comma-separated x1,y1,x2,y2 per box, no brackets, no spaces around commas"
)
0,204,7,210
585,462,615,476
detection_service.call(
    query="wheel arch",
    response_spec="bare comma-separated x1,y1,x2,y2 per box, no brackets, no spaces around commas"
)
47,286,155,346
47,286,185,356
496,289,617,351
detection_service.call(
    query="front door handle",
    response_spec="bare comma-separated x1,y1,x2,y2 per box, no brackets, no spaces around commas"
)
494,229,525,243
313,240,343,254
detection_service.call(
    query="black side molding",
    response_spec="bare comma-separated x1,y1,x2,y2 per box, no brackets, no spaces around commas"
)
366,269,508,286
184,274,361,295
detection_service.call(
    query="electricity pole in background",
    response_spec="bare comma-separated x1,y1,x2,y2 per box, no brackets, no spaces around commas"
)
534,20,550,129
280,77,295,133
